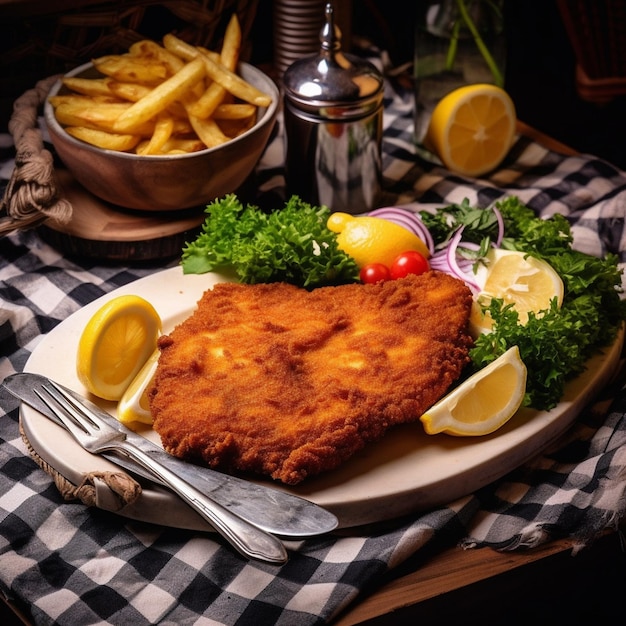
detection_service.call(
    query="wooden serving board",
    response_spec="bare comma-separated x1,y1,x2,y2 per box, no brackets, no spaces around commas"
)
39,170,206,261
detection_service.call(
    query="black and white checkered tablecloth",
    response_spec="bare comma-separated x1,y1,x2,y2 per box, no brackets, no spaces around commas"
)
2,71,626,625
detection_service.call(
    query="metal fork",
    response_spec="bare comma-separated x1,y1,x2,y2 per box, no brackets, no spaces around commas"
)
34,381,288,564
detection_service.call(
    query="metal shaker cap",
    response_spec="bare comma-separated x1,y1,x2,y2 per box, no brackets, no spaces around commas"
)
282,3,384,120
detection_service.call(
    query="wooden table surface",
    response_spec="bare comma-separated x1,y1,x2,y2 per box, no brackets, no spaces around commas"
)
334,534,587,624
334,526,626,624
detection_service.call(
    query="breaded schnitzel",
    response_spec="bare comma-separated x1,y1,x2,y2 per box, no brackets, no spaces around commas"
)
149,271,473,485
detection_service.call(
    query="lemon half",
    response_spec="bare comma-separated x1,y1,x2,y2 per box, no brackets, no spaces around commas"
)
420,346,527,436
470,249,564,336
426,83,516,177
328,213,430,268
76,295,161,401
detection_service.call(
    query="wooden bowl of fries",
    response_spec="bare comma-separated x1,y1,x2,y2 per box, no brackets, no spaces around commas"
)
44,51,279,211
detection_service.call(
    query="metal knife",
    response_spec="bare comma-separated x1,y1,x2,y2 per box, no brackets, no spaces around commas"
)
2,372,338,538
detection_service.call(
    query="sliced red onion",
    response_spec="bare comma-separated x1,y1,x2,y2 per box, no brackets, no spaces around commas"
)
430,227,481,292
369,206,435,255
459,241,480,253
492,206,504,247
428,250,451,271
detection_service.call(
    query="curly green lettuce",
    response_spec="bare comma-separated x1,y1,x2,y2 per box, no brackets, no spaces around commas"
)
181,194,359,288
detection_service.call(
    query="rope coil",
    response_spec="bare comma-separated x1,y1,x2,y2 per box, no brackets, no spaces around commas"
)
0,75,73,235
20,421,142,510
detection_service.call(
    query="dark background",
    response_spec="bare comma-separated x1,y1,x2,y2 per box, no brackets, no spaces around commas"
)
259,0,626,170
347,0,626,170
2,0,625,169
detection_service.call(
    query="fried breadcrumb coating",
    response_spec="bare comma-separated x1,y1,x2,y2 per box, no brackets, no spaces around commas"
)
150,272,473,484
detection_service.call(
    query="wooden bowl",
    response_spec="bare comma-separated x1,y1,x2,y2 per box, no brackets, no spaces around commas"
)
44,61,279,211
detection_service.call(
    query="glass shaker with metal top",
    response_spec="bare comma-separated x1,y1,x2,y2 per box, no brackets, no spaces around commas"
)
282,2,384,214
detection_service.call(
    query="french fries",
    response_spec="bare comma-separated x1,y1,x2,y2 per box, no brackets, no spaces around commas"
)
93,55,169,84
112,56,206,133
48,15,273,155
106,80,152,102
65,127,141,152
137,114,175,155
187,111,230,148
163,33,272,108
213,103,257,119
60,77,115,98
187,13,241,119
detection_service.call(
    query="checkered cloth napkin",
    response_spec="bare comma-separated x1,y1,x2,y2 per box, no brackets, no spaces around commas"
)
2,73,626,625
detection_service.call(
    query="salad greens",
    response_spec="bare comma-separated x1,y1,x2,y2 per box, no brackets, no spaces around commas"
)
421,196,626,410
181,194,359,287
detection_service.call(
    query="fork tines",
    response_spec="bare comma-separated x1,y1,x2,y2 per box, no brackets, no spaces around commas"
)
34,382,97,435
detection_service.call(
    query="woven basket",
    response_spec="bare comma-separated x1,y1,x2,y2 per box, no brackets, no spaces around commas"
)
557,0,626,103
1,0,260,110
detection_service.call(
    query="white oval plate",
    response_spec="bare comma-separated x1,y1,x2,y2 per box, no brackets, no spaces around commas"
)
21,267,623,529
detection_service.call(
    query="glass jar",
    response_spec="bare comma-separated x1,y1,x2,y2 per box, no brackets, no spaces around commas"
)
413,0,506,155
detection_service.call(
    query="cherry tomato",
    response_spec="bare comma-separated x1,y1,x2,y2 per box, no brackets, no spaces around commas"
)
360,263,391,284
390,250,429,279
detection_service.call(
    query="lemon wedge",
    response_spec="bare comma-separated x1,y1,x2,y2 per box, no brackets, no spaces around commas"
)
426,83,516,177
117,349,159,426
420,346,527,436
76,295,161,401
328,213,430,268
470,249,564,335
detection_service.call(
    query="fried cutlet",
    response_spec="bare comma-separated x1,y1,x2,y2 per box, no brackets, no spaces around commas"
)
149,271,473,485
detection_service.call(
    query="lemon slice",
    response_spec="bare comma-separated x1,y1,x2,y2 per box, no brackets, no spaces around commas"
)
76,295,161,401
426,83,516,177
117,349,159,426
470,249,564,335
420,346,527,436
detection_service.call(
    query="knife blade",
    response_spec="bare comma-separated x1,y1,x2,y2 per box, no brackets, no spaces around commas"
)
2,372,338,537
